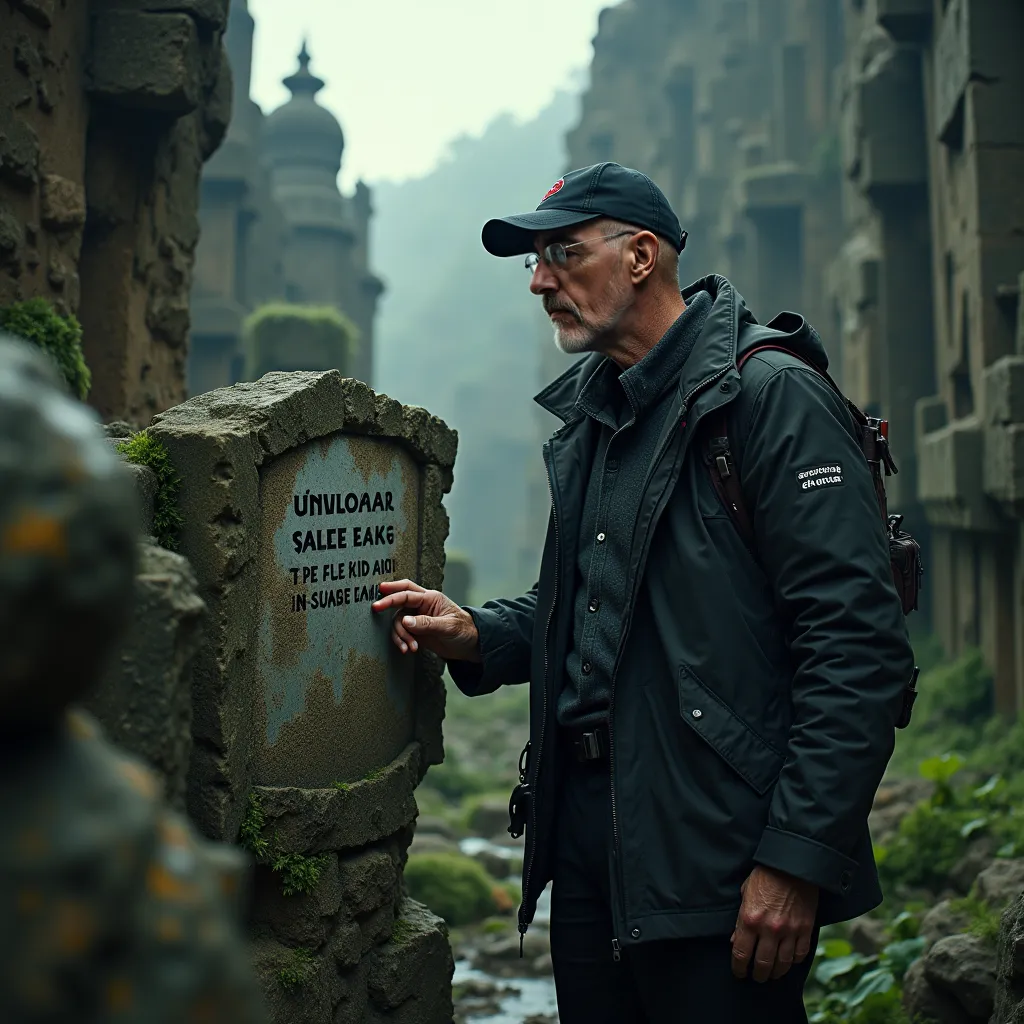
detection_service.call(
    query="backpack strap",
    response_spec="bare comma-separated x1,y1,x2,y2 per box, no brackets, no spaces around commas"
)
703,342,898,550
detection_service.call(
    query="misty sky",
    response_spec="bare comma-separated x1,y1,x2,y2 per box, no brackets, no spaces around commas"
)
247,0,618,188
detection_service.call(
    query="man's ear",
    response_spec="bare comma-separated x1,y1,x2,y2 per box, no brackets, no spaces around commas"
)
630,231,660,284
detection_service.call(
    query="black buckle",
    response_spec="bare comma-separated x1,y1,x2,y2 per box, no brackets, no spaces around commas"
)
573,727,607,762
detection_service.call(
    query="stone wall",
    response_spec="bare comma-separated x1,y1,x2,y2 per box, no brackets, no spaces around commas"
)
0,0,232,423
145,370,457,1023
836,0,1024,713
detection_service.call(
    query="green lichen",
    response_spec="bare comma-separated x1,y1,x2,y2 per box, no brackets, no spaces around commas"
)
390,914,418,946
0,297,90,400
330,781,352,792
277,947,316,989
114,430,184,551
238,792,328,897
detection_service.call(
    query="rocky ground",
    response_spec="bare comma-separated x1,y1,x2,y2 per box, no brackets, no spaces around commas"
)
416,666,1024,1024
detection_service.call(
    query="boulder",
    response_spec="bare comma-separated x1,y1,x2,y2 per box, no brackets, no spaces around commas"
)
950,838,997,895
924,933,997,1021
848,914,888,954
903,958,973,1024
976,860,1024,911
468,798,511,839
922,900,972,949
992,891,1024,1023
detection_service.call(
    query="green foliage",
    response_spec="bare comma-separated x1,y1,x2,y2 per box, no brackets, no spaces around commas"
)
114,430,184,550
888,648,996,774
0,297,90,399
277,947,316,989
238,792,328,897
239,791,271,861
404,852,499,926
272,852,330,897
948,894,1003,947
805,922,925,1023
243,302,359,379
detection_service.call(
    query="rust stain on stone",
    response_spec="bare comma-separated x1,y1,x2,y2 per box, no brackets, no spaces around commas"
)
258,652,413,788
349,435,400,486
258,445,308,667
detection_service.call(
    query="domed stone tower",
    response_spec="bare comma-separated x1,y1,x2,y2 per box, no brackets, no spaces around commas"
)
189,24,382,393
262,43,380,383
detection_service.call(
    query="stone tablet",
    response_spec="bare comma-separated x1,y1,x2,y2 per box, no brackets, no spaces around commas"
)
256,434,420,787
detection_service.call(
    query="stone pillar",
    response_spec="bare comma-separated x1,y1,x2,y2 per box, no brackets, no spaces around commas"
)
149,370,457,1023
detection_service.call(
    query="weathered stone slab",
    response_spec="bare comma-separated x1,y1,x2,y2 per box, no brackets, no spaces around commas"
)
255,435,418,787
367,898,454,1022
251,853,342,950
149,372,455,841
85,539,205,810
254,742,421,854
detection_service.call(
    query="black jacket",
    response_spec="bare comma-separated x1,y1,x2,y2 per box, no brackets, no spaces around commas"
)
450,275,915,951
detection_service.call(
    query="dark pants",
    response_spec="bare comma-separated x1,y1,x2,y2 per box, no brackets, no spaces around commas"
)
549,746,816,1024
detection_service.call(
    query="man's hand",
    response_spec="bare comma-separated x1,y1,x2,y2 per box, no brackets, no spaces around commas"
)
371,580,481,663
730,865,819,983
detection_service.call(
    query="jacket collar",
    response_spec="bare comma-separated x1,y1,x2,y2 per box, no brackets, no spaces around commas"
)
533,275,753,423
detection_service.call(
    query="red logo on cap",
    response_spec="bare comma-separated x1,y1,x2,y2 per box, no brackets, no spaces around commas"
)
541,179,564,203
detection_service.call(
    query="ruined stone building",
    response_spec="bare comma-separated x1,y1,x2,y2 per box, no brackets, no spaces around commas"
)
526,0,1024,714
188,0,383,395
0,0,232,423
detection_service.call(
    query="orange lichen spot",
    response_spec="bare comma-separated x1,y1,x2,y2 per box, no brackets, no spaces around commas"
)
55,899,93,955
146,861,198,902
116,758,158,799
1,509,66,559
66,709,98,739
17,888,42,915
16,829,47,859
158,815,190,849
156,914,184,943
106,977,134,1013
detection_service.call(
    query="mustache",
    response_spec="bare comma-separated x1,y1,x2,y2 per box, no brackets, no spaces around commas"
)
543,299,584,324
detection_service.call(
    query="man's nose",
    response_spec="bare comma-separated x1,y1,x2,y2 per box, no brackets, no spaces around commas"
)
529,260,558,296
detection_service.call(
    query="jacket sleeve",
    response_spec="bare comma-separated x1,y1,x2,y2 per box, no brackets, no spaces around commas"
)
735,362,916,896
446,585,537,696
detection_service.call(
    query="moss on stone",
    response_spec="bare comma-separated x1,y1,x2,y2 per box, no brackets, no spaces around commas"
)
114,430,184,550
271,851,331,898
0,297,90,399
949,894,1003,947
390,914,419,946
404,852,498,927
243,302,359,379
239,791,329,897
276,947,316,989
330,780,352,792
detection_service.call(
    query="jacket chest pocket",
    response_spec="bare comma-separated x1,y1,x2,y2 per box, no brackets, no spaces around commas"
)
677,666,785,796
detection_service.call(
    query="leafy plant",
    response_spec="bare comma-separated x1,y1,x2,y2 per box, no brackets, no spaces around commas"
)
277,947,316,989
114,430,184,550
0,297,90,399
239,792,329,897
948,894,1002,947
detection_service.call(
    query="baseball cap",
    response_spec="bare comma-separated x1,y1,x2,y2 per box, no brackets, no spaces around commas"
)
482,162,688,258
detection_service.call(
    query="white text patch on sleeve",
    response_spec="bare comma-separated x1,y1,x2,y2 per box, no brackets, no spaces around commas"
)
797,463,844,491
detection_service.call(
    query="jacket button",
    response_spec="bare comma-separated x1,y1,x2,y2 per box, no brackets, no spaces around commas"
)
840,870,852,891
588,598,600,613
631,928,641,939
692,709,702,719
596,532,606,543
720,381,731,392
606,458,619,472
581,661,593,675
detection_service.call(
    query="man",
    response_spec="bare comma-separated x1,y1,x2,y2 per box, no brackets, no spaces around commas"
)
0,334,267,1023
372,163,915,1021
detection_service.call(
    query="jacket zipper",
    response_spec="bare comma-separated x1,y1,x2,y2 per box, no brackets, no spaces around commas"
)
606,364,732,948
518,440,561,954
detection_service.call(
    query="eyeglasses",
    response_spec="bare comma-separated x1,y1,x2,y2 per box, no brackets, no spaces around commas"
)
524,231,634,273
